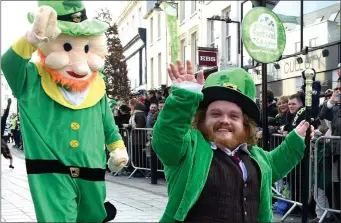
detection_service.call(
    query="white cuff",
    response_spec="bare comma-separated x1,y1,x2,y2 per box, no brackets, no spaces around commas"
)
326,100,335,109
172,81,203,94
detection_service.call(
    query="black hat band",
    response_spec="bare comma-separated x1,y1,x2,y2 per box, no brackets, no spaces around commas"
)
57,8,87,23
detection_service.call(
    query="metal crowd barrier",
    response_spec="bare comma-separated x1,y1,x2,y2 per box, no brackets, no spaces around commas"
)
313,136,340,222
113,128,164,179
270,134,314,222
112,129,340,222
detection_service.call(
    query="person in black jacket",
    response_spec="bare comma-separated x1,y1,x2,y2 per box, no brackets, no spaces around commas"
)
319,85,341,214
114,104,131,129
127,99,147,176
1,98,14,169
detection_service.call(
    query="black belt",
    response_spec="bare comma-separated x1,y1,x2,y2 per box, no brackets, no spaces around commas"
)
26,159,106,181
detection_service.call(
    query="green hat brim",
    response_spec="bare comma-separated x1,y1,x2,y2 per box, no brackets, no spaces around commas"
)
27,12,109,36
200,86,261,124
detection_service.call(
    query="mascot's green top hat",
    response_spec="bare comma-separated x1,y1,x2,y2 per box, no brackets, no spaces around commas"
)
27,1,109,36
201,67,260,123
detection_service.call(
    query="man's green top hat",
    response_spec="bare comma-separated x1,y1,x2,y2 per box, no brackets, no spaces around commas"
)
201,68,260,123
27,1,109,36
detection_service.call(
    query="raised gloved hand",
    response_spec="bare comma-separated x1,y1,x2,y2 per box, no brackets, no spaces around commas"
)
25,6,61,46
107,148,129,173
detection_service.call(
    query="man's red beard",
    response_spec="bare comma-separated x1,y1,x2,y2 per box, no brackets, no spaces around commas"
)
37,49,97,92
200,123,248,150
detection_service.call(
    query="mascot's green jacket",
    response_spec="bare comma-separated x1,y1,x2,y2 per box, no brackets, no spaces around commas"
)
152,72,306,222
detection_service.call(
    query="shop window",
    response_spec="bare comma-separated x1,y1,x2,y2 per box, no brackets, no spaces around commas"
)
157,13,161,39
223,8,231,62
158,53,162,86
150,58,154,88
150,17,154,43
180,1,186,23
314,16,324,24
208,20,215,48
309,38,318,47
191,1,197,14
329,11,339,21
191,32,197,71
180,39,186,66
295,42,300,53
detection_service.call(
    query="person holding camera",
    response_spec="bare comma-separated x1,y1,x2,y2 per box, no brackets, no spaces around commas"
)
319,82,341,213
1,98,14,169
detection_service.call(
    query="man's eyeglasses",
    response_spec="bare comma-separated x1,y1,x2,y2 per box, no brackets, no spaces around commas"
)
334,87,341,91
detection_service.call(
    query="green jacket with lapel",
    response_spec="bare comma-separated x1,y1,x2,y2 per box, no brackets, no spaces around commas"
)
152,86,306,222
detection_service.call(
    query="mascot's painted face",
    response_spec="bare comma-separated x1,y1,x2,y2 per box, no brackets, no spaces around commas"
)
37,34,107,92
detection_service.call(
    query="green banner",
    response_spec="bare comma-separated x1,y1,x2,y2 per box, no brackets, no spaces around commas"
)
164,2,178,65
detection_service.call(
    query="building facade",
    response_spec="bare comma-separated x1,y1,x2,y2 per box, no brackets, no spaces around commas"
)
144,3,171,89
241,0,340,98
115,1,151,92
144,0,242,90
137,0,340,96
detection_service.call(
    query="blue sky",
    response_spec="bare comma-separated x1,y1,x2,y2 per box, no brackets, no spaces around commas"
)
273,1,339,16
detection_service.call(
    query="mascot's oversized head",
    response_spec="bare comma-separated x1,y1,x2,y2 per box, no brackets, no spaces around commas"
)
28,1,109,92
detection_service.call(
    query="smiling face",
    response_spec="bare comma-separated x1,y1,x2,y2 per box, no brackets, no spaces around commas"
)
196,100,256,150
288,98,302,114
277,97,288,114
37,34,107,92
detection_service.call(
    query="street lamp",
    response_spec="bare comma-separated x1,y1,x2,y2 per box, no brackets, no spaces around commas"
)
154,1,178,18
207,15,241,54
154,1,163,12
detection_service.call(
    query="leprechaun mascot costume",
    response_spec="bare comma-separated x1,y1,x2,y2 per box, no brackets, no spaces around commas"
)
1,1,128,222
152,60,313,222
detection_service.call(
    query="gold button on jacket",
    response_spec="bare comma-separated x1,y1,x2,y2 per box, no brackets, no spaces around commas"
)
70,140,79,148
71,122,80,130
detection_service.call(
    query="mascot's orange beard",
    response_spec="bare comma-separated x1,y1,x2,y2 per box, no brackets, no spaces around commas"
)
37,49,97,92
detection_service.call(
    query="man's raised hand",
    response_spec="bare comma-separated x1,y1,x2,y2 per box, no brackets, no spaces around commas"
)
168,60,204,85
295,120,314,140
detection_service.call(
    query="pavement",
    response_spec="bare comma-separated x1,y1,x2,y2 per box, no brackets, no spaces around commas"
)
1,144,165,222
1,143,302,222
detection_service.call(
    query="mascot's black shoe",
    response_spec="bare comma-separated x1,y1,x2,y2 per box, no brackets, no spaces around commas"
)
9,165,14,169
102,201,117,222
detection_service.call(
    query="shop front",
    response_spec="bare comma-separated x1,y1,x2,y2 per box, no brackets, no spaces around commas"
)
241,0,340,98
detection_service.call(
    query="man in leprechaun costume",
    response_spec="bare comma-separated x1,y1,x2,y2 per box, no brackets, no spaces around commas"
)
152,60,314,222
1,1,128,222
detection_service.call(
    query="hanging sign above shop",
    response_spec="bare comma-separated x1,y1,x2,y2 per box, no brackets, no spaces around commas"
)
242,7,286,63
198,47,218,67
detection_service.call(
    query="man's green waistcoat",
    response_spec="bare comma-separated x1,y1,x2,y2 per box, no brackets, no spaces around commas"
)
152,86,306,222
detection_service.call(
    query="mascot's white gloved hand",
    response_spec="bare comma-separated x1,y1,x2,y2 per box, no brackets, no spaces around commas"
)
107,148,129,173
25,6,61,46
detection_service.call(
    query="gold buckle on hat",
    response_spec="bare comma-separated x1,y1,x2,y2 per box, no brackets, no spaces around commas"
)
223,83,237,90
70,167,80,178
71,12,82,23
